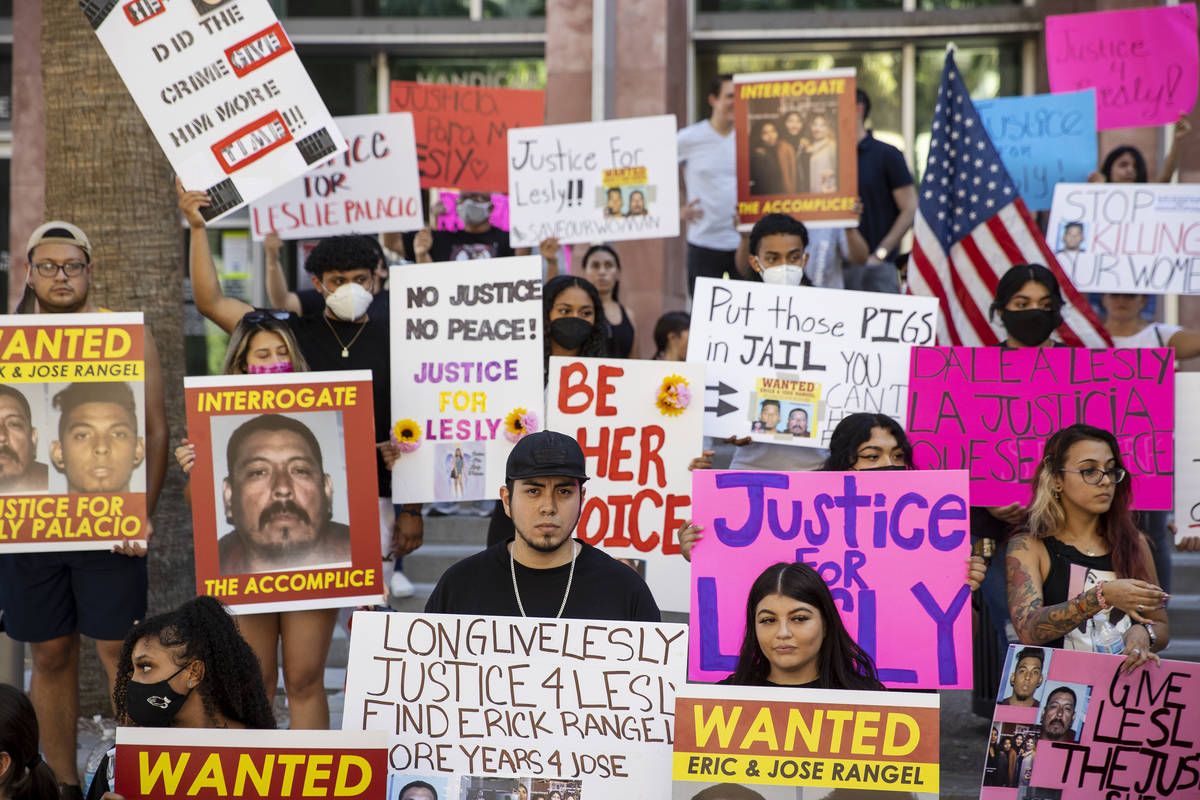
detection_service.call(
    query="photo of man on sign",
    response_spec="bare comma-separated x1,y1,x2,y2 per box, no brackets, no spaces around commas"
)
50,382,145,495
217,412,352,575
0,385,50,495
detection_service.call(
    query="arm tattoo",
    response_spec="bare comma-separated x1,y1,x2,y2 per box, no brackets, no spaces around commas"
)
1006,534,1098,644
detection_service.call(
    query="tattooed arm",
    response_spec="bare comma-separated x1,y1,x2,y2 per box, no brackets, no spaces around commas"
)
1006,533,1097,644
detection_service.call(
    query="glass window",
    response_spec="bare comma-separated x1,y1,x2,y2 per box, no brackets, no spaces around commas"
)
699,0,897,10
388,56,546,89
299,54,378,116
913,40,1023,181
483,0,545,16
277,0,471,16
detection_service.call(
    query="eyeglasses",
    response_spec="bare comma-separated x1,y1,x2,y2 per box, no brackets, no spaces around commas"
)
242,310,291,324
1061,467,1127,485
32,261,87,278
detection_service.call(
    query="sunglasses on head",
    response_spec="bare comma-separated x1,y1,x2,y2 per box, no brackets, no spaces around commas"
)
242,310,291,324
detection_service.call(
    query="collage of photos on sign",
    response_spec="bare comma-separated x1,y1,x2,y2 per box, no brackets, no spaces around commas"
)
0,381,147,497
748,378,820,441
747,96,842,198
672,783,937,800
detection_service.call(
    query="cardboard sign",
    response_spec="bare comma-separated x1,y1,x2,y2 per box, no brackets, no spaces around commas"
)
974,91,1098,211
85,1,345,222
687,277,939,448
733,69,859,230
1045,4,1198,130
906,346,1174,509
1174,373,1200,545
673,683,940,796
546,357,706,613
184,370,384,613
1046,183,1200,294
115,727,388,800
688,469,973,689
507,114,680,247
249,113,422,240
389,257,543,503
0,314,148,552
343,611,687,798
980,645,1199,798
389,81,545,193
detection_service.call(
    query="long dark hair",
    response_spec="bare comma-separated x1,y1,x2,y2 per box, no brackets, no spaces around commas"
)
581,244,621,303
989,264,1064,320
652,311,690,359
729,562,883,690
1026,424,1152,582
542,275,609,373
0,685,58,800
113,596,276,729
821,413,914,471
1100,146,1149,183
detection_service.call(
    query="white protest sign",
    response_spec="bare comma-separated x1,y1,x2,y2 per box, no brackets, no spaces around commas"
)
343,611,686,799
389,257,543,503
248,113,422,240
1175,373,1200,544
85,1,345,222
686,277,939,448
546,357,705,613
507,114,680,247
1047,183,1200,294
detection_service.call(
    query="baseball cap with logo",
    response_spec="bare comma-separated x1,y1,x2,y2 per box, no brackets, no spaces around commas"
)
505,430,589,483
26,221,93,263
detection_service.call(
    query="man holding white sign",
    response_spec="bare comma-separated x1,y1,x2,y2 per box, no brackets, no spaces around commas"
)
426,431,660,621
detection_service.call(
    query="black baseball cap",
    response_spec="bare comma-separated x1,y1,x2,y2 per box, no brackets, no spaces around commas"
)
506,430,589,483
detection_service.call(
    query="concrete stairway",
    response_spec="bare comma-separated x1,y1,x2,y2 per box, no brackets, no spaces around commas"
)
1163,551,1200,661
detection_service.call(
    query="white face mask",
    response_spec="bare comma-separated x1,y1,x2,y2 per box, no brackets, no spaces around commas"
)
324,282,373,321
761,265,805,286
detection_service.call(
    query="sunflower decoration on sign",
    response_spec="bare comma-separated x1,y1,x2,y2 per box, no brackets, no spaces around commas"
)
656,374,691,417
503,407,539,443
391,419,423,452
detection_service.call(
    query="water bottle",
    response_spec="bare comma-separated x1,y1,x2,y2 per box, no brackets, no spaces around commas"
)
83,715,115,792
1090,614,1125,655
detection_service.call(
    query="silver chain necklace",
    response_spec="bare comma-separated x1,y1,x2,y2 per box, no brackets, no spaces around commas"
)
510,540,578,618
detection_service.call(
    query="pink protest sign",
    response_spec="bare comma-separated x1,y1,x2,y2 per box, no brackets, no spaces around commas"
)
688,469,972,689
906,347,1173,509
981,645,1199,798
434,190,511,231
1046,4,1198,130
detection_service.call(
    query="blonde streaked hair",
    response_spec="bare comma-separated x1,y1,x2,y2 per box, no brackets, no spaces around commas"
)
221,313,309,376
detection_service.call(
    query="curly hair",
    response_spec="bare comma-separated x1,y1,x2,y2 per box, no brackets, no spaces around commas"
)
729,562,883,690
303,234,379,280
0,685,59,800
542,275,609,374
820,413,914,471
1025,424,1152,583
113,596,275,728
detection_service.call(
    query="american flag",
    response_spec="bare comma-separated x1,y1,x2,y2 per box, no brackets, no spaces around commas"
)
908,51,1112,347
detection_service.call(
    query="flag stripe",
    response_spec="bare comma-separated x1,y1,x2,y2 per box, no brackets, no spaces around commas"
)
910,219,967,345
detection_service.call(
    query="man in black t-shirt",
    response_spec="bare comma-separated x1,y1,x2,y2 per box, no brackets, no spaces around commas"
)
415,191,515,263
426,431,660,621
852,89,915,294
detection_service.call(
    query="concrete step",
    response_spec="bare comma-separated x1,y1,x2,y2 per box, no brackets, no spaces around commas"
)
1162,637,1200,661
421,512,493,545
1170,551,1200,589
1165,594,1200,639
403,542,480,583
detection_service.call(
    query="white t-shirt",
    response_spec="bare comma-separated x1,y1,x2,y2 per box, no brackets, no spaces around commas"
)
1109,322,1180,348
805,228,850,289
677,120,741,251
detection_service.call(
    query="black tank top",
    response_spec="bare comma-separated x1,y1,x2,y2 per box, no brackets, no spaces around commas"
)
1041,536,1116,649
609,304,634,358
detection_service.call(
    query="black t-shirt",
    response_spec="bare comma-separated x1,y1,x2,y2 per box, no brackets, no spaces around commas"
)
288,303,392,496
425,538,661,622
429,227,514,262
856,131,914,255
717,675,822,688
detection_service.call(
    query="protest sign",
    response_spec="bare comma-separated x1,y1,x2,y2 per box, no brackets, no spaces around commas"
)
184,370,384,613
906,346,1173,508
389,257,543,503
115,727,388,800
974,91,1098,211
1045,4,1198,130
733,69,858,230
687,277,939,448
1175,373,1200,545
1046,182,1200,294
688,469,972,689
85,1,345,222
546,357,705,612
343,611,686,797
435,190,511,231
673,683,940,797
507,115,680,247
0,313,148,552
249,113,422,240
390,81,544,193
980,644,1199,798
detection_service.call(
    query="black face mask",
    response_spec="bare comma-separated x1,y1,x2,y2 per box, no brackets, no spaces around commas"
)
125,663,194,727
862,464,906,471
549,317,594,350
1000,308,1062,347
